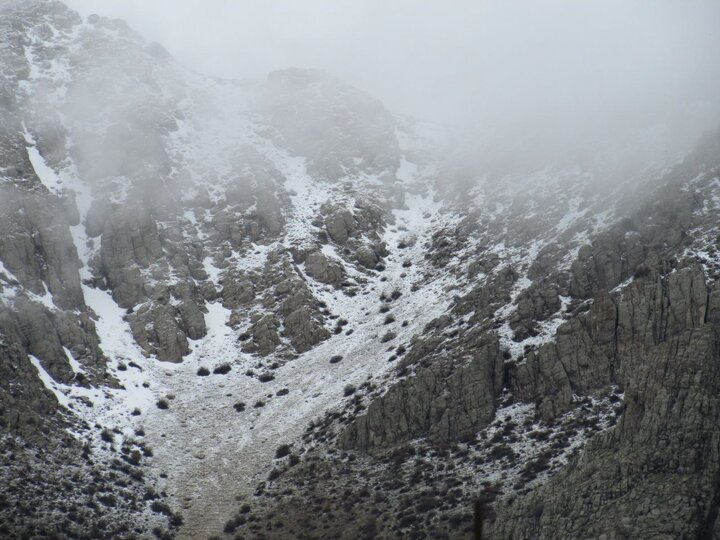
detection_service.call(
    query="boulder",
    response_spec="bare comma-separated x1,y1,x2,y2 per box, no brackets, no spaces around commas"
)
304,251,344,286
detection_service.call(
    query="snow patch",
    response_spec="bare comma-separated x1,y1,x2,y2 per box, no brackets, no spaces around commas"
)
28,355,70,408
23,125,64,195
63,346,85,375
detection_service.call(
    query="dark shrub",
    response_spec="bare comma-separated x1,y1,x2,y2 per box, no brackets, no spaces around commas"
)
532,502,545,519
97,495,117,507
258,372,275,383
156,399,169,410
127,450,142,466
233,402,246,412
329,355,343,364
343,385,356,397
528,430,551,441
150,501,173,516
489,444,516,460
196,367,210,376
275,444,291,459
276,388,289,396
213,364,231,375
633,264,651,279
224,518,238,534
415,497,438,513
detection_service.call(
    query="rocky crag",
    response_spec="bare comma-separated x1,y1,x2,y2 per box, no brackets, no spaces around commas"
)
1,1,720,539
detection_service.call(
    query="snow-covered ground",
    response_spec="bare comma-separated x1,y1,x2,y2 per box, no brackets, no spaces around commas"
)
5,10,661,537
17,84,455,535
136,155,455,537
11,95,638,536
13,100,627,535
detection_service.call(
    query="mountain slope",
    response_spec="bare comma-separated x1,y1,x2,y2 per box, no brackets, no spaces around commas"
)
1,1,720,539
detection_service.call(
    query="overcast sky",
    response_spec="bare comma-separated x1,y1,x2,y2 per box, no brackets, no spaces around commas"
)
63,0,720,158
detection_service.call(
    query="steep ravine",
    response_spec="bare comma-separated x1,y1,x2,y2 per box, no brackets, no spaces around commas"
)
2,2,720,539
231,133,720,539
139,184,453,538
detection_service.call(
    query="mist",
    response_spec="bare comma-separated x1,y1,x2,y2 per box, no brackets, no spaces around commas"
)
61,0,720,175
6,3,720,537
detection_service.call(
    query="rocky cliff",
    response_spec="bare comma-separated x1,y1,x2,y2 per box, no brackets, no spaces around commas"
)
1,1,720,539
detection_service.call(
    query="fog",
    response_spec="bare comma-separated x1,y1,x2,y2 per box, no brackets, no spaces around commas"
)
63,0,720,170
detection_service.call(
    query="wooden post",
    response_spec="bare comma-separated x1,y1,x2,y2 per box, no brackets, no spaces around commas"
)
474,498,485,540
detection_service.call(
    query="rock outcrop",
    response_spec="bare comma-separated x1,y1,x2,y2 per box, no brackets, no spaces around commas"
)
341,337,503,448
491,286,720,538
2,2,720,539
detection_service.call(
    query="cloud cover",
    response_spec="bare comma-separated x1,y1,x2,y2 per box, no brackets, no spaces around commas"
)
63,0,720,165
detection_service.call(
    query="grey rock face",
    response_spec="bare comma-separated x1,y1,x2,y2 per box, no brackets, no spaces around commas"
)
221,273,255,307
491,322,720,539
3,2,720,540
0,339,57,439
342,337,503,448
0,176,84,306
130,303,189,362
99,207,163,308
354,244,381,269
283,307,330,353
321,199,387,247
261,68,401,182
242,132,720,539
0,25,110,433
510,292,616,420
569,183,696,300
303,251,344,286
243,314,281,356
509,263,709,424
325,208,355,244
509,283,562,339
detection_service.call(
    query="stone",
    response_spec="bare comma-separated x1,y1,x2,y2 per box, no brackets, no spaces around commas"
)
283,307,330,353
342,338,503,448
304,251,344,286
